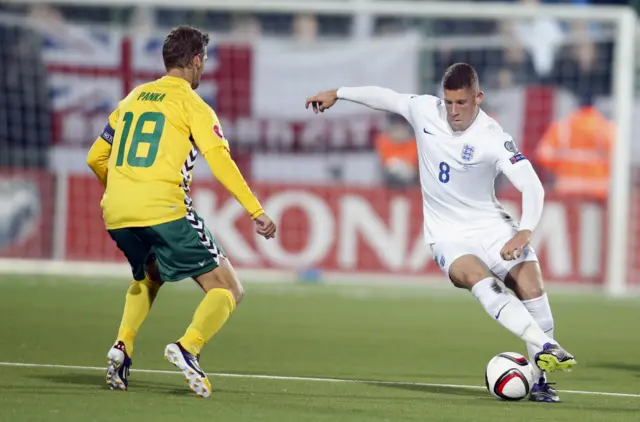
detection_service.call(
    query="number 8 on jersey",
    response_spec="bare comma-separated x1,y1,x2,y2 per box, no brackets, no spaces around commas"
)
439,161,451,184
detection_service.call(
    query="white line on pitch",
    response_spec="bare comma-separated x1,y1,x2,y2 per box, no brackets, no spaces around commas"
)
0,361,638,399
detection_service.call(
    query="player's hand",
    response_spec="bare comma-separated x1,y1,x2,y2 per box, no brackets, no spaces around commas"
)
255,214,276,240
500,230,532,261
305,89,339,114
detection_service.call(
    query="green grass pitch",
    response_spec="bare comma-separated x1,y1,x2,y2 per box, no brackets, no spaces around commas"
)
0,275,638,421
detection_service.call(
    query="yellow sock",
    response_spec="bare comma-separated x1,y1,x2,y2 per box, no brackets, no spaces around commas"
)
116,276,161,355
178,288,236,356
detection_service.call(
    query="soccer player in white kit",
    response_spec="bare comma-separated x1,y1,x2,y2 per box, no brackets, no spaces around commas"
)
305,63,576,403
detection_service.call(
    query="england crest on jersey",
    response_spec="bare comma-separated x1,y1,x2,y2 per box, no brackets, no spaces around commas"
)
461,144,475,162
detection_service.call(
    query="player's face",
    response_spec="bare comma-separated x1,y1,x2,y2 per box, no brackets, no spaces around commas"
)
191,53,207,90
443,88,483,132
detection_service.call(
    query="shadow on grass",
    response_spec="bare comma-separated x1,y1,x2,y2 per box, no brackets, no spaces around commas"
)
589,362,640,373
367,381,488,398
27,372,189,396
370,381,640,414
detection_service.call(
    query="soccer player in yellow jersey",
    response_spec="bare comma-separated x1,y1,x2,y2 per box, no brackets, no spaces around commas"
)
86,26,276,398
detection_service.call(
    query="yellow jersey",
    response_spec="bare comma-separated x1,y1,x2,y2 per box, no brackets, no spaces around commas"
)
95,76,261,229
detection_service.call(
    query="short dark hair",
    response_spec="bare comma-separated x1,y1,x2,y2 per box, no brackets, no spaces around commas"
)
442,63,479,91
162,26,210,71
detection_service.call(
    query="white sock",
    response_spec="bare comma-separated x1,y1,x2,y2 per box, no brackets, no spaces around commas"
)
471,278,554,349
523,294,555,383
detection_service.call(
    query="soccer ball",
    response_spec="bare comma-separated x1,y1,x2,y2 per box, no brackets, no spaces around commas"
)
485,352,534,401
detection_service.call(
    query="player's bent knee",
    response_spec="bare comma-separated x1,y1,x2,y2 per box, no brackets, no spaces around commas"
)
218,257,244,304
523,285,544,300
448,255,493,290
506,262,545,301
233,284,245,305
514,286,544,302
195,257,244,304
145,259,163,284
215,284,243,305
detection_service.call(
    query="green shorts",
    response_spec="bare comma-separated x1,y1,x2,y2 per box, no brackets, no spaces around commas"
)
108,211,225,282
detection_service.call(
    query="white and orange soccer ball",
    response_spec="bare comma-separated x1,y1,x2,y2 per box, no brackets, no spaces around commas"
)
485,352,535,401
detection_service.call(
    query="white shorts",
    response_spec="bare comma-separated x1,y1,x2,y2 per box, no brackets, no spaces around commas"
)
430,225,539,281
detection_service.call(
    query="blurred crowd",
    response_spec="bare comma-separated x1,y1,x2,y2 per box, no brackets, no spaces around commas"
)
2,0,632,96
0,0,636,200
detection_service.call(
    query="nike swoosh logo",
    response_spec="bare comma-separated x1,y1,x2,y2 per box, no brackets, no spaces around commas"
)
494,303,509,320
187,356,205,375
423,128,433,135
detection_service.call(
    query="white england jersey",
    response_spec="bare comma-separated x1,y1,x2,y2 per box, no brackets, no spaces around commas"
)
402,95,527,244
336,86,543,245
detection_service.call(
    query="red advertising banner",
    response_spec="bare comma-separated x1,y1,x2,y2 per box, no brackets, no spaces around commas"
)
0,171,54,259
64,175,611,284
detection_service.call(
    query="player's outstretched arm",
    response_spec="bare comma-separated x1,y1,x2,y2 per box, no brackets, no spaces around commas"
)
305,87,414,119
87,137,112,187
504,162,545,232
189,101,275,239
202,147,276,239
500,161,545,260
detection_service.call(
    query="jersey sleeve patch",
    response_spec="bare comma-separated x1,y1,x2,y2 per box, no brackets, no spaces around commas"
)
100,123,115,145
213,124,225,140
504,140,518,153
509,152,527,164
